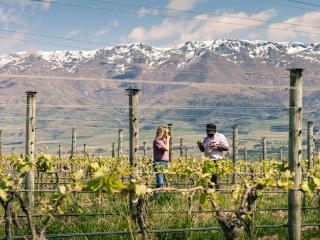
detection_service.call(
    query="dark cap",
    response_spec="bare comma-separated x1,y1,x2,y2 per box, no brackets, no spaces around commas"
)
206,123,216,130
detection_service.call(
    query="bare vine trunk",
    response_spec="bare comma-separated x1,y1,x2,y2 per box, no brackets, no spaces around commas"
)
137,198,148,240
217,217,242,240
15,192,37,238
246,191,258,240
4,202,12,240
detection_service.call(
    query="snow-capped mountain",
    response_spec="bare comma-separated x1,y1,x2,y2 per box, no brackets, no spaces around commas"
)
1,39,320,152
1,39,320,75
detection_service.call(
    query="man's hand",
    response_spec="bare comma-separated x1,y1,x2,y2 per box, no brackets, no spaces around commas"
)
197,141,204,152
209,142,217,148
210,143,229,151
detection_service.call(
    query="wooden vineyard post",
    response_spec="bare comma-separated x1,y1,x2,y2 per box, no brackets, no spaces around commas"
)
143,141,146,158
25,91,37,209
126,88,140,218
313,139,316,164
0,130,2,157
83,144,87,158
232,125,238,184
280,147,283,162
262,137,267,160
317,138,320,208
58,144,61,159
168,123,173,162
70,128,77,159
112,142,115,158
117,129,123,158
288,68,303,240
180,138,183,158
185,148,188,160
244,147,248,161
307,121,314,170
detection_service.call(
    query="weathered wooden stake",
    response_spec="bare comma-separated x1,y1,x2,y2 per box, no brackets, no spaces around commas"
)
313,139,317,165
288,68,303,240
244,147,248,161
83,144,87,158
0,130,2,157
58,144,61,159
25,91,37,209
180,138,183,158
232,125,238,184
117,129,123,158
143,141,146,158
126,88,140,218
70,128,77,158
262,137,267,160
280,147,283,162
112,142,115,158
307,121,314,170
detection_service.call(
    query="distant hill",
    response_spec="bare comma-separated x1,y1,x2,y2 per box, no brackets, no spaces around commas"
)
0,39,319,155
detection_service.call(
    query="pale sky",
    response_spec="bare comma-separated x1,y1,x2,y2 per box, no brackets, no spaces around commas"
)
0,0,319,54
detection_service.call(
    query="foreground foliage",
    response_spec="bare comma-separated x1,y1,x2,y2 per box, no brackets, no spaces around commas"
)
0,154,319,240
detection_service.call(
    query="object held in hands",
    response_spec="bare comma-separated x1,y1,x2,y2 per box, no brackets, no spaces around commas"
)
209,140,217,152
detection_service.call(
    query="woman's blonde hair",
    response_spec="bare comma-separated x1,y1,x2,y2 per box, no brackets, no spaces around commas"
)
155,125,168,139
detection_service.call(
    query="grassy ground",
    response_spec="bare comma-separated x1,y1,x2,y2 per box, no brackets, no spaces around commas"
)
1,177,320,240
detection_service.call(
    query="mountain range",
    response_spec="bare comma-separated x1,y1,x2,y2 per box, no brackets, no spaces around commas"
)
1,39,320,156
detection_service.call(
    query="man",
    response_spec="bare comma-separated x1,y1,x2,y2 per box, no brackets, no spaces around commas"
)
197,123,229,188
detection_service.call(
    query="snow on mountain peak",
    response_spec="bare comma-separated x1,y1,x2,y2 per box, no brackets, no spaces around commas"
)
0,39,319,71
40,50,98,64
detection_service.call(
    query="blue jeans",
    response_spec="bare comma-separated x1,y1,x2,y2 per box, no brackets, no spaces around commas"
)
154,161,168,188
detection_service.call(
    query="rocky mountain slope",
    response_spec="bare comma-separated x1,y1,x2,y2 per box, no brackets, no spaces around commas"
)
1,39,319,154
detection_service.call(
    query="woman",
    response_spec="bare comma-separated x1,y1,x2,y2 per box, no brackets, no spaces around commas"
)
153,126,170,188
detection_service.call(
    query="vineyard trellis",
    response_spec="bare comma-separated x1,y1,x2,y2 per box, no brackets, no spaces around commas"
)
0,68,319,240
